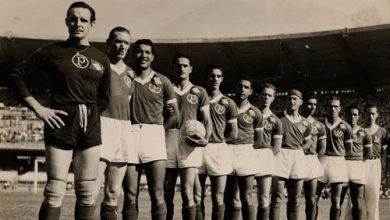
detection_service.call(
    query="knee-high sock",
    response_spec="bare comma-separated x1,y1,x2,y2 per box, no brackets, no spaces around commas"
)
212,204,225,220
182,205,197,220
75,204,95,220
196,204,204,220
122,202,138,220
100,203,118,220
257,206,270,220
152,203,167,220
39,202,61,220
166,203,174,220
242,205,255,220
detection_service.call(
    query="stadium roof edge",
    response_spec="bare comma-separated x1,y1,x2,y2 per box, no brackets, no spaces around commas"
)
2,23,390,44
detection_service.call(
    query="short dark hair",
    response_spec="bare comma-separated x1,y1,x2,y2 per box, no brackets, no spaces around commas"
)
304,92,317,102
237,77,252,88
106,26,130,44
326,96,340,103
364,103,378,113
345,104,359,114
133,39,154,53
259,83,276,94
67,1,96,23
172,53,192,66
204,63,223,78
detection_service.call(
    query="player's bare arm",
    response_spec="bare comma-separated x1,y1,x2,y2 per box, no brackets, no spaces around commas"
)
317,138,326,156
164,101,179,130
224,119,238,142
271,136,282,155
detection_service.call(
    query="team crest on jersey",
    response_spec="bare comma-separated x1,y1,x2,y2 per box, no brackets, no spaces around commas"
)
373,135,381,144
298,123,308,134
311,126,319,135
214,103,226,114
264,120,273,130
333,128,343,137
353,134,363,144
72,53,89,69
243,114,253,124
124,75,132,88
269,116,275,124
149,84,162,94
187,94,199,104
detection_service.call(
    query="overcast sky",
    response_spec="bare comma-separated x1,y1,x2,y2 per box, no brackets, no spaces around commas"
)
1,0,390,42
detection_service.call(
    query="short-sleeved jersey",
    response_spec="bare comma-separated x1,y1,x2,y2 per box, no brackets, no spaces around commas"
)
101,64,134,120
365,125,387,158
324,118,353,156
209,94,238,143
305,116,326,155
345,126,372,160
254,111,283,149
130,71,176,125
278,111,311,150
174,83,209,128
227,103,262,145
9,40,111,112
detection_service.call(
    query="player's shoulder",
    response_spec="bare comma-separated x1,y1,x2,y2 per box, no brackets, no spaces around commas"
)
153,72,171,84
378,126,387,135
300,116,311,127
220,95,235,107
339,119,352,130
124,66,135,79
190,85,207,95
249,104,262,116
313,120,325,130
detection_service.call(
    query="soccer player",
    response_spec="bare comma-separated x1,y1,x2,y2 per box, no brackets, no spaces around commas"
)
9,2,110,220
315,96,353,220
254,83,283,220
363,103,387,220
271,89,311,220
123,39,179,220
93,27,134,220
224,78,262,220
301,95,326,220
195,63,238,220
164,53,212,220
339,104,372,220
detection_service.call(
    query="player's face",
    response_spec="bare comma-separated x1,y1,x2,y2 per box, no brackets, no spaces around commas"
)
109,31,131,61
135,44,154,70
287,95,302,111
235,80,252,101
327,100,341,117
173,57,192,80
305,98,317,116
65,7,94,41
365,107,378,125
259,87,275,107
347,108,359,125
206,69,223,90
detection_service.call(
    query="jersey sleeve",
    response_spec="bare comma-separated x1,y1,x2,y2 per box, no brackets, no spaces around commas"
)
9,47,47,99
382,129,388,150
363,130,373,148
163,77,176,105
253,108,263,130
273,117,284,138
318,123,327,140
96,57,111,113
344,124,353,144
226,98,238,123
304,120,312,140
198,87,209,112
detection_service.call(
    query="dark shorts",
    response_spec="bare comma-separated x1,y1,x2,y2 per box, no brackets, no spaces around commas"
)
44,103,101,150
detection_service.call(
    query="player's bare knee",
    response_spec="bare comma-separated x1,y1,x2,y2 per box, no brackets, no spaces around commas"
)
44,179,67,207
258,195,270,208
104,187,121,205
75,180,96,206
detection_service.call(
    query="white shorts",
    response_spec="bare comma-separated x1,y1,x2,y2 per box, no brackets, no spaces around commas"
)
304,154,324,181
132,124,166,164
166,129,202,169
254,148,275,177
198,142,233,176
99,116,136,163
273,148,307,179
318,156,348,184
346,160,366,184
228,144,257,176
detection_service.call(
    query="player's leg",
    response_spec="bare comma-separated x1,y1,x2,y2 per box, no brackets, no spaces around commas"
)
94,160,108,202
39,146,73,220
224,175,240,220
122,164,141,220
144,160,167,220
179,167,198,220
210,175,227,220
304,179,318,220
194,173,207,220
237,175,255,220
364,159,381,220
329,182,344,220
269,177,285,220
100,162,127,220
285,179,303,220
314,181,326,220
339,182,349,218
256,175,272,220
73,146,100,220
349,182,364,220
165,168,179,220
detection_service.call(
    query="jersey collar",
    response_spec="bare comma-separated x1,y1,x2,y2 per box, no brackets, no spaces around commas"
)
238,102,251,114
283,110,302,123
325,117,341,130
209,93,224,104
110,61,126,75
352,125,362,134
306,115,315,123
134,70,155,85
365,124,379,136
174,82,193,96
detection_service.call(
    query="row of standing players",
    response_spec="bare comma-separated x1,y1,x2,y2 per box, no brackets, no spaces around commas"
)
8,2,388,220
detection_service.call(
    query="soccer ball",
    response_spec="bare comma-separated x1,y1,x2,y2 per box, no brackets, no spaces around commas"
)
181,120,206,139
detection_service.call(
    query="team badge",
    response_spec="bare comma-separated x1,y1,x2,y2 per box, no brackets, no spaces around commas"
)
264,120,273,130
298,123,307,134
358,130,365,137
124,75,132,88
214,104,226,115
191,87,200,94
72,53,89,69
269,116,275,124
333,128,343,137
373,136,380,144
149,84,162,94
353,134,363,144
302,120,308,126
243,114,253,123
187,94,199,104
152,77,162,85
311,126,318,135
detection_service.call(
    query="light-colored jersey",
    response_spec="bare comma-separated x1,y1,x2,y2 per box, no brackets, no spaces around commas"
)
324,118,353,156
346,126,372,160
305,116,326,155
365,125,387,158
279,111,311,150
227,103,262,145
174,84,209,128
255,111,283,149
209,94,237,143
101,64,134,120
130,71,176,125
